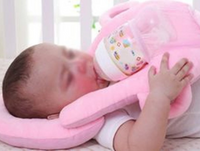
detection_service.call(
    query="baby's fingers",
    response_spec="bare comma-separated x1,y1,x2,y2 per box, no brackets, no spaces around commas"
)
171,58,188,75
148,66,156,78
160,52,169,71
181,73,193,86
176,61,193,81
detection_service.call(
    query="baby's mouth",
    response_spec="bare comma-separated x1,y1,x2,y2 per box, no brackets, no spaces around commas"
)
93,67,109,88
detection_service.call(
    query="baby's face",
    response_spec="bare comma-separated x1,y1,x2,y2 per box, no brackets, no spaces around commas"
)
26,43,109,116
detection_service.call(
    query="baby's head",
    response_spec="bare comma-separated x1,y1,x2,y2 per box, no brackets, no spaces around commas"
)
2,43,108,118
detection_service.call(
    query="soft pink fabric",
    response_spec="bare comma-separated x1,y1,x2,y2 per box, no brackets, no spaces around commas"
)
60,1,200,128
0,96,104,149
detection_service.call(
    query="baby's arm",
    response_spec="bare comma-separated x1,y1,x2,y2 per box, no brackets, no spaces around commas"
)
114,53,193,151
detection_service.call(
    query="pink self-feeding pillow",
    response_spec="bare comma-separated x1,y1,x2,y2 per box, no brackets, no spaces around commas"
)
0,95,104,149
0,1,200,150
60,48,200,128
60,1,200,128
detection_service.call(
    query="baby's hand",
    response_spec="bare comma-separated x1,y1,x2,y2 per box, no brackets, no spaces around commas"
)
148,52,193,103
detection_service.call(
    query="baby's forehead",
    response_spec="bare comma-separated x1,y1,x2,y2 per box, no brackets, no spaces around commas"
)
32,46,60,63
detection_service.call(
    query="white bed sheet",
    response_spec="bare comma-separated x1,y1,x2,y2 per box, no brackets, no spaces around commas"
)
1,59,200,151
1,138,200,151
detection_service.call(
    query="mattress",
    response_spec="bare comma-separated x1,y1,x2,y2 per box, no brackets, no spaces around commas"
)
1,58,200,151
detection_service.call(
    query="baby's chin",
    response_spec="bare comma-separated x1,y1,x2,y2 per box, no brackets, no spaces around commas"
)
97,77,110,89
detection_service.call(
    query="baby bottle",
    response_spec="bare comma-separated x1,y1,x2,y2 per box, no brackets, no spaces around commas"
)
94,6,175,81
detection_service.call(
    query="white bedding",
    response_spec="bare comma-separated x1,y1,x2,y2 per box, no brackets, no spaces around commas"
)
1,138,200,151
1,59,200,151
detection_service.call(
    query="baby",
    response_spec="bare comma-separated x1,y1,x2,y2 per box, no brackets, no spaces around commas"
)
2,43,109,118
2,42,194,151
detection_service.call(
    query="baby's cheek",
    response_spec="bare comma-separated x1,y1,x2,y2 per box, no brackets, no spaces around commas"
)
77,77,98,91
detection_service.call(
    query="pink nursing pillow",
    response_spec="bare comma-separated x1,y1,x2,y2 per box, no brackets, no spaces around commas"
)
0,95,104,149
60,1,200,128
60,48,200,128
0,79,191,149
99,1,140,27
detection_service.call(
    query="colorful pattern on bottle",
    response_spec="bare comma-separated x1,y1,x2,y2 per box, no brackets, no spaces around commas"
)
103,23,146,75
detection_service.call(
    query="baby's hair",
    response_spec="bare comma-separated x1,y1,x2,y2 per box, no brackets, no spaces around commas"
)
2,45,39,118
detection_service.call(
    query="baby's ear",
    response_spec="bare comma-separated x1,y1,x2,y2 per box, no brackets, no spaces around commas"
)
47,114,59,120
